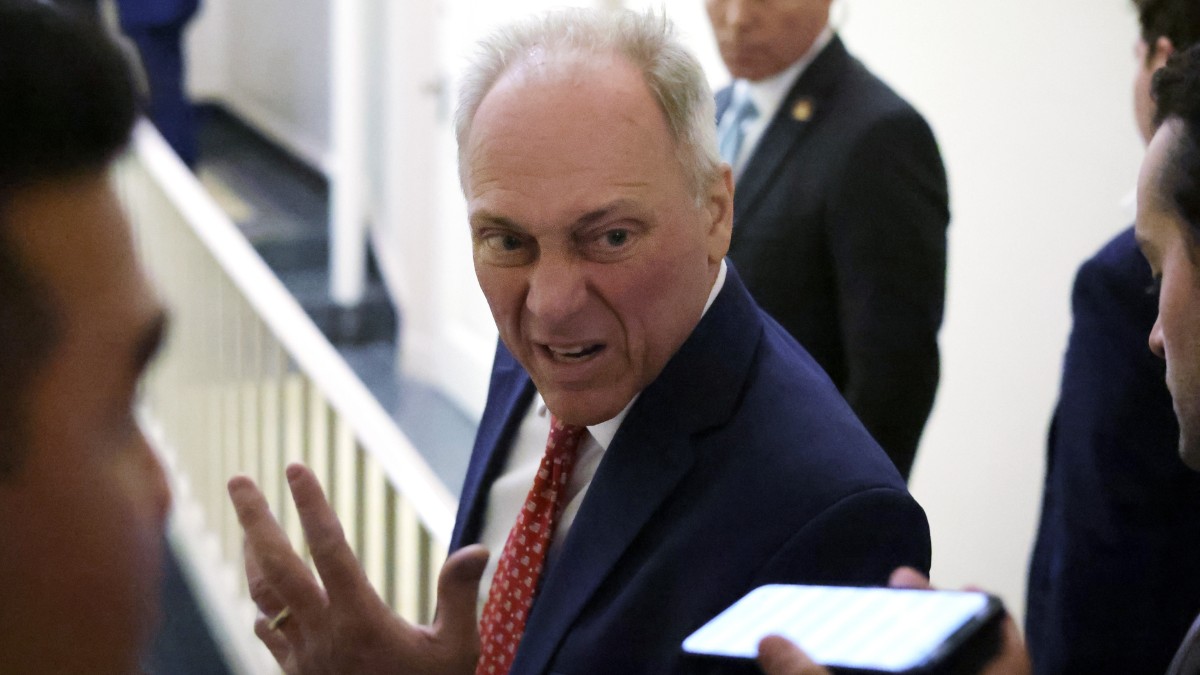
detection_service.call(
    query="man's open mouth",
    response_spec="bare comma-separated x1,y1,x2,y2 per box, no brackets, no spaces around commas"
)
544,344,605,362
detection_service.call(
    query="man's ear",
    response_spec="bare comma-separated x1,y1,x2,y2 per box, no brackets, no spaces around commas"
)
705,165,734,265
1153,36,1176,69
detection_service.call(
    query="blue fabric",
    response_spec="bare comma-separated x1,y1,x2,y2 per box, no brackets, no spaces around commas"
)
717,90,758,165
117,0,199,165
450,264,931,675
716,37,948,480
1026,227,1200,674
115,0,199,29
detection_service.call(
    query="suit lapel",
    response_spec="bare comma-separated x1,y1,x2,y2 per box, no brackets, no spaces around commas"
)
512,266,765,674
732,36,852,225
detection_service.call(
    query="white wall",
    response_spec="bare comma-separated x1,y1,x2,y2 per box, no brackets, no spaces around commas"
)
840,0,1141,623
189,0,1148,624
189,0,331,171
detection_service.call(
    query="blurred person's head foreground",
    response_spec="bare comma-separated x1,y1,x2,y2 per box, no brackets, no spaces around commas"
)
0,1,172,673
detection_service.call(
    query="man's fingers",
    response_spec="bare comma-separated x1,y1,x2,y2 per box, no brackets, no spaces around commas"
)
254,616,295,667
228,474,324,616
432,544,490,643
284,463,372,603
888,566,933,590
757,635,830,675
243,541,287,617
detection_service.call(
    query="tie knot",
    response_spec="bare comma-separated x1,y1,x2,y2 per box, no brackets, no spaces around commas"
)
547,416,587,459
729,92,758,124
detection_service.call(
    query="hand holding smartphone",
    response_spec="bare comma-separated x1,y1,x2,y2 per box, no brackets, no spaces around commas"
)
682,584,1005,674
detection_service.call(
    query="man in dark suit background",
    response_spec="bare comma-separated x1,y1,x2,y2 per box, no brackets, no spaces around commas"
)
228,8,931,675
706,0,950,479
1026,2,1200,673
116,0,201,166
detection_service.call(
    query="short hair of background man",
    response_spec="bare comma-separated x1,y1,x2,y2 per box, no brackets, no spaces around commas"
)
454,9,722,203
1152,45,1200,251
0,0,138,474
1136,0,1200,60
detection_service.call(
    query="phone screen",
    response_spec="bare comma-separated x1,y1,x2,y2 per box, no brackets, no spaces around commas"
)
682,584,1000,673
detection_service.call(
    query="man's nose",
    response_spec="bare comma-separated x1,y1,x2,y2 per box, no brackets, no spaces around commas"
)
720,0,753,30
1149,314,1166,359
525,253,587,323
140,430,174,524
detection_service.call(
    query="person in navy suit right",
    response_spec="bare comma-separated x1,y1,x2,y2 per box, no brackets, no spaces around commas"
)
1025,3,1200,673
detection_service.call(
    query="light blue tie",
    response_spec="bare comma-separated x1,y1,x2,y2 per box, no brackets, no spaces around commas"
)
718,91,759,166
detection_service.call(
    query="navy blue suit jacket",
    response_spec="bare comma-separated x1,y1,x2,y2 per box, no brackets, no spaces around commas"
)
450,265,931,674
115,0,198,29
1027,227,1200,674
717,36,948,479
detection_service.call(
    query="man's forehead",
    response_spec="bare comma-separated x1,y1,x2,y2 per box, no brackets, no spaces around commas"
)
501,46,624,88
468,60,667,171
11,175,158,326
1140,122,1182,211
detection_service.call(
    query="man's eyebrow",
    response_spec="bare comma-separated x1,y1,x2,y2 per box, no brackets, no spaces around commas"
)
470,199,644,233
469,211,525,232
573,199,641,230
134,311,170,373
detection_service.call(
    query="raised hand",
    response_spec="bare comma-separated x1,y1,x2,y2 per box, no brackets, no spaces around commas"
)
228,463,487,675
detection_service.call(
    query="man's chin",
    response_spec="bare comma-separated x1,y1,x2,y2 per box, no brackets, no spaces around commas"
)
540,387,633,427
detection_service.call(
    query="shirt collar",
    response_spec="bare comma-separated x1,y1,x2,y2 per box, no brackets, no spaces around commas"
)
735,26,834,122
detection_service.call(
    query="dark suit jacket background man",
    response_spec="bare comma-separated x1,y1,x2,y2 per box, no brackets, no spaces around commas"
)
227,8,931,675
706,0,949,479
1026,3,1200,673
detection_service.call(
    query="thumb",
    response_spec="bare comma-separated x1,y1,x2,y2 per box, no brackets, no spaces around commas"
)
888,566,933,590
758,635,830,675
433,544,490,642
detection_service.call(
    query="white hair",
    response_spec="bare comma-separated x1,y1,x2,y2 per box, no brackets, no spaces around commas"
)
454,8,721,202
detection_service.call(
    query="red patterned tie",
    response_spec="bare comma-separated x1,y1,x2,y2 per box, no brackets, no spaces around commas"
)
476,416,586,675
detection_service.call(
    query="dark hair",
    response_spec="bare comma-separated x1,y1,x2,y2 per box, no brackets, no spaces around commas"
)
1134,0,1200,60
1152,44,1200,250
0,0,138,475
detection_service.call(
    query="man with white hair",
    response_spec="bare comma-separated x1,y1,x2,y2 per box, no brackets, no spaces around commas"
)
230,8,930,675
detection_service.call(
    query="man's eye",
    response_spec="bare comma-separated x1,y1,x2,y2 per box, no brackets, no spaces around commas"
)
604,229,629,247
1146,275,1163,296
483,233,523,251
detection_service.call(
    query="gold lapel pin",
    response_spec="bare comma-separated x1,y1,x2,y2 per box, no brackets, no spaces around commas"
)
791,98,814,122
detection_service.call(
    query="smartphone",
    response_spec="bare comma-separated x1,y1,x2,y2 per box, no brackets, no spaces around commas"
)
682,584,1005,674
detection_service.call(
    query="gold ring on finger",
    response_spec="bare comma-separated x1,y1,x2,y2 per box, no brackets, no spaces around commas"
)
268,606,292,631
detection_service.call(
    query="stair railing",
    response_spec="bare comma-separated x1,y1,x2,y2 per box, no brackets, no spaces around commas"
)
116,121,456,675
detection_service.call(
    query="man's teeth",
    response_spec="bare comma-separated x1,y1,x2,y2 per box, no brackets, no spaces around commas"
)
548,345,600,359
